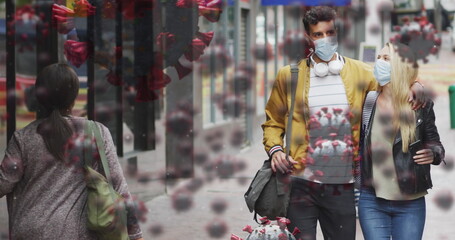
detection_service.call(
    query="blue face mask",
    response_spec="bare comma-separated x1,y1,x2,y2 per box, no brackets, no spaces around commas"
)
314,36,338,61
374,59,391,86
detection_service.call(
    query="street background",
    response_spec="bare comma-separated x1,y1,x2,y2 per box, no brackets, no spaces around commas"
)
0,1,455,239
134,33,455,240
0,25,454,240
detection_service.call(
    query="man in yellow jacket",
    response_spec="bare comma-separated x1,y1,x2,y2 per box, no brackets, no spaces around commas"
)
262,6,426,240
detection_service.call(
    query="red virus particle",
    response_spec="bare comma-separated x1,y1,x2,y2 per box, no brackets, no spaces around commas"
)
214,94,246,118
252,42,274,61
184,178,204,193
229,129,245,147
129,195,149,222
94,103,117,123
276,217,291,230
206,218,228,238
441,155,453,172
234,221,298,240
148,223,164,237
434,190,453,211
377,0,394,21
165,109,193,137
136,172,154,184
237,176,250,186
72,0,96,17
157,167,182,186
156,32,176,53
242,225,253,233
280,30,314,61
231,69,254,94
211,197,228,214
259,216,271,225
369,24,381,35
214,155,237,178
204,129,224,152
171,189,193,212
1,156,24,177
64,40,90,68
278,232,289,240
198,42,233,77
52,4,75,34
194,150,209,166
176,138,193,156
230,234,244,240
105,70,123,86
390,13,441,65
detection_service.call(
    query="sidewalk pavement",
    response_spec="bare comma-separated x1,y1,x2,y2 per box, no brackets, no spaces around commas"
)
138,95,455,240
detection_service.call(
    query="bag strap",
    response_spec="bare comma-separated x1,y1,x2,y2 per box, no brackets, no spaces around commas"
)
252,64,299,223
84,122,93,168
285,63,299,160
84,121,128,225
92,122,114,185
354,91,378,189
84,121,114,185
362,91,379,133
84,120,114,187
262,64,298,221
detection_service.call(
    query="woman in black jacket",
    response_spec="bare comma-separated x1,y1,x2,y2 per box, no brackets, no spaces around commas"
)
358,42,445,240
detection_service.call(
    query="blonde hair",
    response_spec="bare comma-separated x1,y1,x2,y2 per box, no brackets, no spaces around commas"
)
386,42,418,152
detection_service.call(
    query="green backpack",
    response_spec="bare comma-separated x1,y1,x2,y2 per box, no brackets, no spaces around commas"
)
84,121,130,240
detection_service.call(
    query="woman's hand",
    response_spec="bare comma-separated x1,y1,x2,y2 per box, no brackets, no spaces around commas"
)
414,149,434,164
271,151,298,174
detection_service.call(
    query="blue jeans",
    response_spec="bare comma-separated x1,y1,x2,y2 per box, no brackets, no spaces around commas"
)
358,190,426,240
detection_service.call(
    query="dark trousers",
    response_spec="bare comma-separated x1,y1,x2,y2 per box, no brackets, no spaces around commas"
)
286,177,356,240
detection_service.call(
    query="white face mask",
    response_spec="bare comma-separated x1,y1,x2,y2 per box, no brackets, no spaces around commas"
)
313,36,338,62
374,59,391,86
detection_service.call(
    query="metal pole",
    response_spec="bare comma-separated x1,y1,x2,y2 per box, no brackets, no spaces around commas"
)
434,0,442,33
283,6,288,66
87,0,95,120
133,0,155,150
274,6,278,76
264,7,268,108
222,0,228,120
210,41,216,123
245,8,252,144
115,0,124,156
6,0,16,142
234,0,240,69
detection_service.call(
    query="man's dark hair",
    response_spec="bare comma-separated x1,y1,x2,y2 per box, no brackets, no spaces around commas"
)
302,6,337,34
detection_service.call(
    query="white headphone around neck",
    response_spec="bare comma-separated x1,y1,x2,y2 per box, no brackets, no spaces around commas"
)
310,52,344,77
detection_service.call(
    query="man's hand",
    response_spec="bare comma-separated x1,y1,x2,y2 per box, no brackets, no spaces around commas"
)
409,81,427,110
414,149,434,165
271,151,298,174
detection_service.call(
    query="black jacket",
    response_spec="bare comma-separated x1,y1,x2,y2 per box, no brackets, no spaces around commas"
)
360,98,445,195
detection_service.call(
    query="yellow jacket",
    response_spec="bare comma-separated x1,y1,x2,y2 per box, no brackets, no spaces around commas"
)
262,56,378,173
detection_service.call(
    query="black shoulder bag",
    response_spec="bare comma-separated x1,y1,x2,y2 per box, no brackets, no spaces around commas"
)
244,63,299,221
